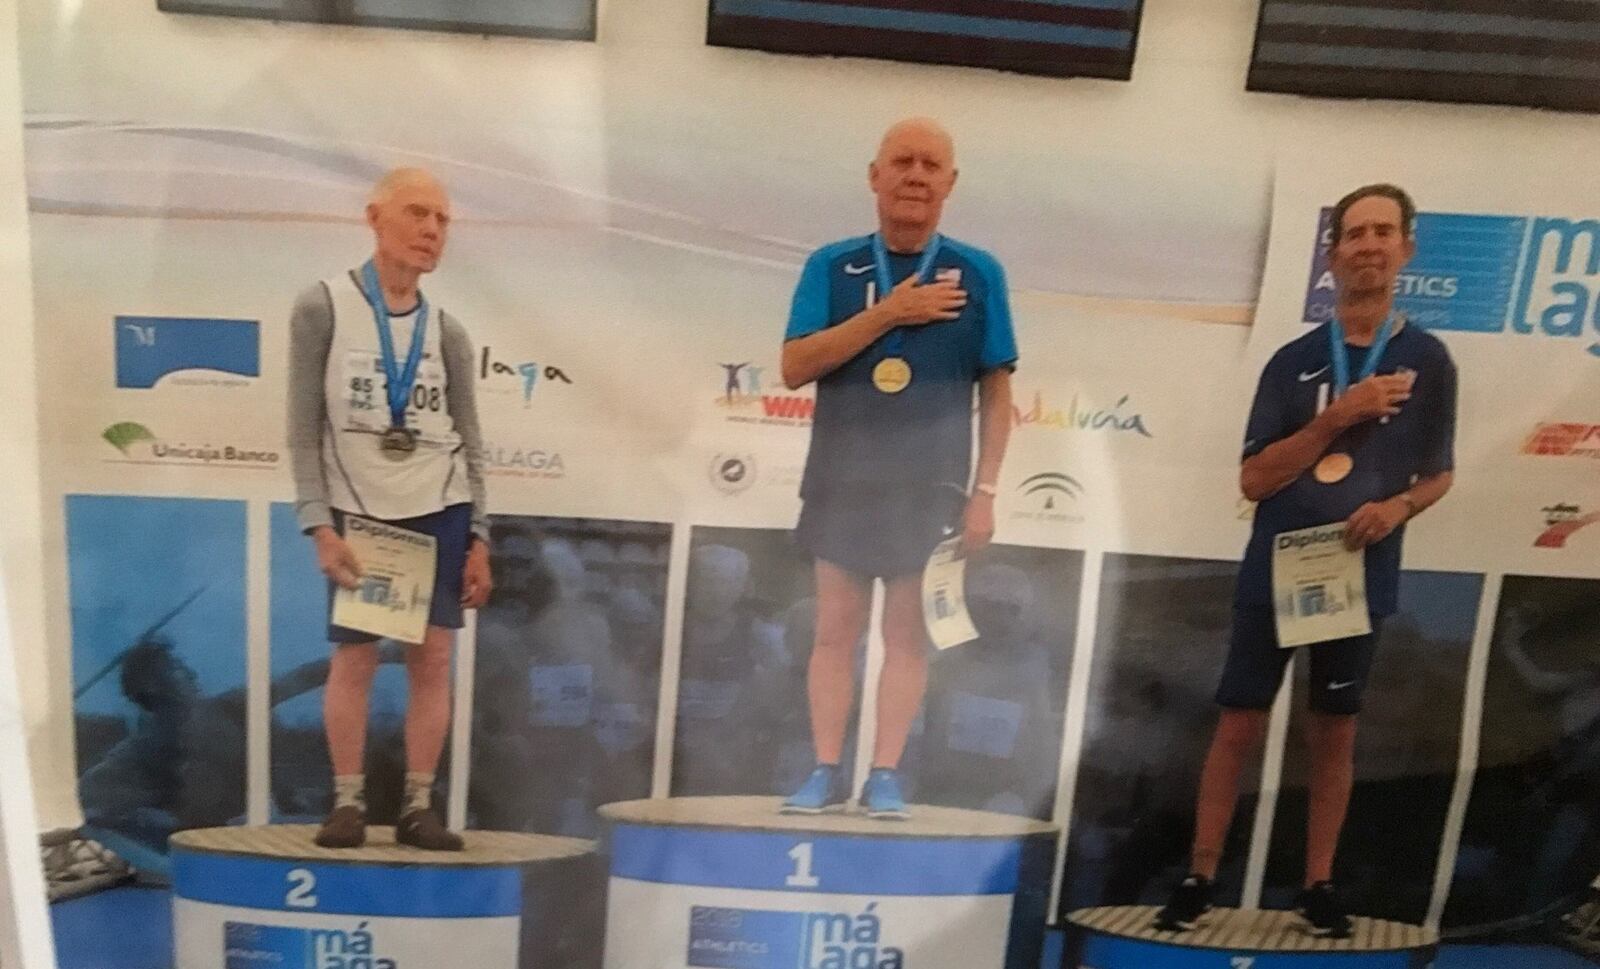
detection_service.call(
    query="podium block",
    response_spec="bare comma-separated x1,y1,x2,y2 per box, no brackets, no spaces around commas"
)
599,796,1059,969
1064,906,1439,969
171,825,595,969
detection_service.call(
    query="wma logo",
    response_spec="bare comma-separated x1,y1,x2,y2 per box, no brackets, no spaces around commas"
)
115,316,259,389
713,362,814,426
1303,209,1600,357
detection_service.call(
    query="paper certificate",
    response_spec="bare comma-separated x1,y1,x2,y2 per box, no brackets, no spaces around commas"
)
331,516,437,644
922,537,980,651
1271,523,1371,649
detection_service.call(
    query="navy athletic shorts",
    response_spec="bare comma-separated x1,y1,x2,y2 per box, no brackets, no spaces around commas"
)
795,483,966,579
327,503,472,644
1215,605,1384,716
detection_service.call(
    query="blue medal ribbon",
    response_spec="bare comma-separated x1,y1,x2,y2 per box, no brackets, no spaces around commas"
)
872,232,943,357
1328,311,1397,399
360,260,429,431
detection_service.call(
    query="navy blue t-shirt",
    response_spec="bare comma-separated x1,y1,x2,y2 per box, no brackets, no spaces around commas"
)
1236,322,1457,616
785,234,1019,498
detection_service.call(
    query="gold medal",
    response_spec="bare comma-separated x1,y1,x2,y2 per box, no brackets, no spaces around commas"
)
872,357,913,394
1314,452,1353,484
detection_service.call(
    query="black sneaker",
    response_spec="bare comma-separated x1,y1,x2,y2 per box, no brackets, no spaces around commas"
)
1294,881,1353,939
1154,874,1213,932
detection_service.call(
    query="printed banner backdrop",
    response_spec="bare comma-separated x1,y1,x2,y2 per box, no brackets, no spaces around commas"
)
1446,575,1600,931
15,0,1600,961
472,515,670,837
1059,554,1251,915
67,495,248,876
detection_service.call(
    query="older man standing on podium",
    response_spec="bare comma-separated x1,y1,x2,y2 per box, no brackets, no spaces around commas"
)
288,168,492,850
1157,183,1457,937
778,118,1018,820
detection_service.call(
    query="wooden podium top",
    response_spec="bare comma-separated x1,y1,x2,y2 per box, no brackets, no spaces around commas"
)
170,825,595,867
598,796,1058,839
1068,905,1438,953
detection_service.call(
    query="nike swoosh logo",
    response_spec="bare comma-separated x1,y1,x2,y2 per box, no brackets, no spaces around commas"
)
1299,366,1330,382
1327,680,1357,691
844,263,875,275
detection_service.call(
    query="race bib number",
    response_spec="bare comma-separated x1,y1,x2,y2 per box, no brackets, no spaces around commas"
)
341,350,451,440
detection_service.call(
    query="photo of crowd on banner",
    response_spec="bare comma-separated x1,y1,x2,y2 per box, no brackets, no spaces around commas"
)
58,110,1600,968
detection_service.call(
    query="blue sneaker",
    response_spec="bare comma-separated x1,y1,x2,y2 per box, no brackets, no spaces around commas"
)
860,768,909,820
780,765,848,815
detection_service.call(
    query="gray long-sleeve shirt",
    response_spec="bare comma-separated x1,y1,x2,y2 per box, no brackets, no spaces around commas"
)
286,277,489,542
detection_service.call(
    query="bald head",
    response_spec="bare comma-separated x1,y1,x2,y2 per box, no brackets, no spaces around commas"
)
869,117,958,244
876,117,955,167
368,167,446,207
365,167,450,277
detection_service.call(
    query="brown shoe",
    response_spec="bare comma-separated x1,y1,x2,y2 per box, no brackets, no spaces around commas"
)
395,809,464,851
314,805,366,849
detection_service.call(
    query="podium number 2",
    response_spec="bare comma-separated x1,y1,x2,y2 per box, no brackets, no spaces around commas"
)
286,869,318,909
785,843,820,888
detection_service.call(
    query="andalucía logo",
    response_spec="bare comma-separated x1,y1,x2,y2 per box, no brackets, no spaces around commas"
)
224,919,397,969
710,453,757,495
479,347,572,406
1303,208,1600,357
1011,391,1154,438
482,444,566,479
1011,471,1085,524
714,362,814,426
101,422,278,468
1522,422,1600,459
115,316,259,389
686,903,904,969
1535,503,1600,549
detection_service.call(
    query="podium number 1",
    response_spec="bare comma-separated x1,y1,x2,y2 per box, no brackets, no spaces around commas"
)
785,843,820,888
286,869,318,908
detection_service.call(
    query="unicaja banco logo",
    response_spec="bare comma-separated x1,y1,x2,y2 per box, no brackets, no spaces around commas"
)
115,316,259,389
714,362,814,426
102,422,156,456
1304,208,1600,357
686,903,904,969
100,422,278,468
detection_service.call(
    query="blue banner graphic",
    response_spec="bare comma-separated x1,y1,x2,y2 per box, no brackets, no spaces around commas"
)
114,315,260,388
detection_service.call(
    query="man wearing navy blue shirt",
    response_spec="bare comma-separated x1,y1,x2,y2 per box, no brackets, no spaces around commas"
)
1158,184,1457,936
777,117,1018,820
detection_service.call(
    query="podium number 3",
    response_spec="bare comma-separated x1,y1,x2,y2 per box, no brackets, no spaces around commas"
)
286,869,318,908
785,843,820,888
